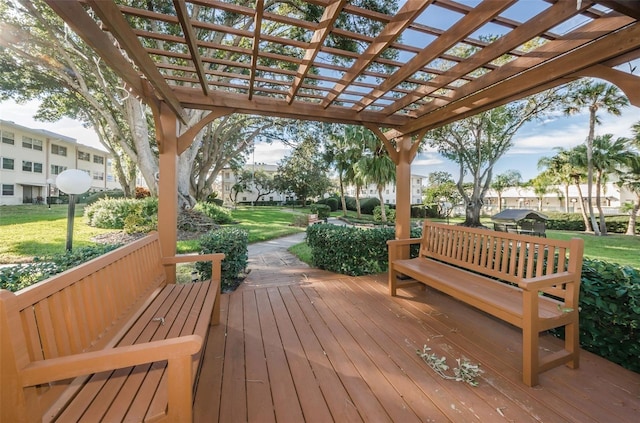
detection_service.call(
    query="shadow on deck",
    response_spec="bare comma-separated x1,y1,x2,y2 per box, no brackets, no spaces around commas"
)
194,266,639,422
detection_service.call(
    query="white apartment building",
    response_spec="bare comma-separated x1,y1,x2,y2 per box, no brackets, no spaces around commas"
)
218,164,296,205
0,120,120,205
345,175,426,205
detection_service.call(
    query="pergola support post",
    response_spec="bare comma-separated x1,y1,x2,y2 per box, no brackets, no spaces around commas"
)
155,102,179,283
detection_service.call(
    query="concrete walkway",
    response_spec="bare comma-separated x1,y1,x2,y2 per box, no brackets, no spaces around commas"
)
242,218,348,288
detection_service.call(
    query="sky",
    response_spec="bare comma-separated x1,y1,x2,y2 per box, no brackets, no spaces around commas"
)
1,97,637,184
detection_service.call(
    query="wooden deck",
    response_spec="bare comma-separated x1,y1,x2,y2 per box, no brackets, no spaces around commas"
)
193,268,640,422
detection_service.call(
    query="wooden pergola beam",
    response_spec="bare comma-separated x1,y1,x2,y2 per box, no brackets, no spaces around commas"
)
248,0,264,101
173,0,209,97
87,0,187,123
381,0,594,116
353,0,516,112
286,1,347,104
390,19,640,138
320,0,434,109
575,64,640,107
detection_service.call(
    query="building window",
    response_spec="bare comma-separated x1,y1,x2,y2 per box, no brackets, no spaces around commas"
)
78,151,91,161
2,184,14,196
2,157,14,170
51,164,67,175
242,196,247,201
225,172,230,179
51,144,67,156
22,136,43,150
33,162,43,173
93,155,104,164
22,161,33,172
93,171,104,181
1,131,14,145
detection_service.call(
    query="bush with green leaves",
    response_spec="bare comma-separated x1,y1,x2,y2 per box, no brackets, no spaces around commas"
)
306,225,421,276
85,197,158,231
575,258,640,372
545,212,639,234
310,203,331,219
123,198,159,234
373,205,396,223
0,244,121,292
196,227,248,291
360,197,380,215
317,196,339,211
194,202,235,224
84,189,125,205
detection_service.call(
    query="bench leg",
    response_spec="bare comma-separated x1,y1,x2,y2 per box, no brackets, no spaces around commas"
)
522,291,539,387
564,315,580,369
167,355,194,422
388,266,397,296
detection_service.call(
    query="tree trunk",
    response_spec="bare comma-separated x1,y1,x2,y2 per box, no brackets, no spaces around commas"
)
339,173,347,217
587,107,600,235
595,171,607,235
377,186,387,222
497,193,503,211
356,186,362,219
463,197,483,227
574,179,591,232
626,200,639,236
564,184,570,213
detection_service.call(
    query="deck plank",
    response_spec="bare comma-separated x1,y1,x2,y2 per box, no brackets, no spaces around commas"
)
194,273,640,423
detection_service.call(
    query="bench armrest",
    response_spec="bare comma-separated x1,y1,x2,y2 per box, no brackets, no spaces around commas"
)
387,238,422,247
162,253,226,265
20,335,202,387
518,272,578,291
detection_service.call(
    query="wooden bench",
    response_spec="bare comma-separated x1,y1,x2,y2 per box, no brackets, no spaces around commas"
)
0,232,224,422
388,221,584,386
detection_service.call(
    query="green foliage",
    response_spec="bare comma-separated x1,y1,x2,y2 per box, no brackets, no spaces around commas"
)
306,225,421,276
123,199,158,234
576,259,640,372
84,197,158,231
317,196,339,211
360,197,380,215
85,190,125,205
545,212,640,234
0,244,120,292
194,202,235,224
196,227,248,291
373,205,395,222
310,204,331,219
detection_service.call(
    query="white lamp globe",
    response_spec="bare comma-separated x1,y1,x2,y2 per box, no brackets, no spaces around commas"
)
56,169,92,195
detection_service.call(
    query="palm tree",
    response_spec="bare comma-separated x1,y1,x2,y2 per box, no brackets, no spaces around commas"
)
357,128,396,222
491,170,521,212
618,154,640,235
590,134,633,235
526,172,554,211
540,147,591,230
564,80,629,235
324,126,361,217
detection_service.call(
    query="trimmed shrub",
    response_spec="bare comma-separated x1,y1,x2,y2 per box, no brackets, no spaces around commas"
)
344,196,357,211
411,204,427,218
360,197,380,215
545,212,639,234
85,190,125,205
194,202,235,224
575,259,640,373
0,244,121,292
196,227,248,291
123,198,159,234
317,196,339,211
310,204,331,220
373,205,396,223
306,225,421,276
85,197,158,231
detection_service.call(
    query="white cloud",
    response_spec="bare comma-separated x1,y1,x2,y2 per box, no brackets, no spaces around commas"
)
247,140,292,165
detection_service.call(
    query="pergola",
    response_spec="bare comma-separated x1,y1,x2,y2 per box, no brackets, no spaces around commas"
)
44,0,640,274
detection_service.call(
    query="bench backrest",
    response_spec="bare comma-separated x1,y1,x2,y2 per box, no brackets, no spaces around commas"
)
420,221,583,300
0,233,167,421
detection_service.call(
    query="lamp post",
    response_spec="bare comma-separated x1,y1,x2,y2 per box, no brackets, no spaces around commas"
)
56,169,92,251
46,178,54,209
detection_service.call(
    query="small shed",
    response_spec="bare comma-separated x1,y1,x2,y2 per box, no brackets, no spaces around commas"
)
491,209,548,236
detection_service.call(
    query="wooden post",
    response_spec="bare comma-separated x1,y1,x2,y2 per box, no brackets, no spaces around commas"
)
156,102,179,283
395,136,413,245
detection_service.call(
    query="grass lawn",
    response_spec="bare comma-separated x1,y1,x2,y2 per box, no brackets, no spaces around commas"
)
228,206,306,243
547,230,640,268
0,204,114,263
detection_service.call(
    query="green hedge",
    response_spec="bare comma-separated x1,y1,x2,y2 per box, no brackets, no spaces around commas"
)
0,244,121,292
545,212,639,234
84,197,158,231
196,227,248,291
194,202,235,224
576,259,640,372
306,225,421,276
310,204,331,219
317,197,339,211
373,205,396,223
